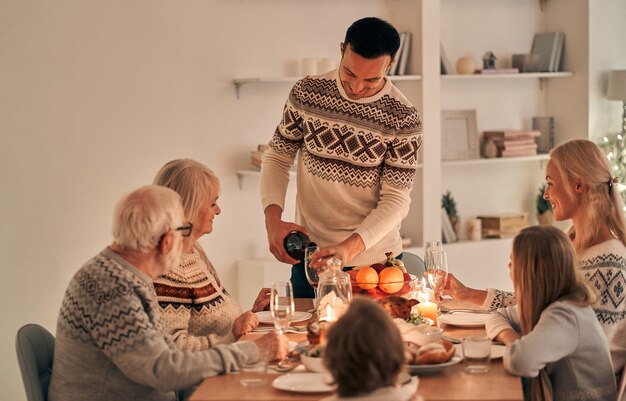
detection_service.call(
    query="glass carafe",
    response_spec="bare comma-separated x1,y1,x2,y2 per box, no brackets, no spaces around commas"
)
315,258,352,322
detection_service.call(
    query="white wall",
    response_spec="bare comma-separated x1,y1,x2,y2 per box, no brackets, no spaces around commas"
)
0,1,416,399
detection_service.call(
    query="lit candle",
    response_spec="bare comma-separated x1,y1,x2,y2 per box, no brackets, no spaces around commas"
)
417,301,438,326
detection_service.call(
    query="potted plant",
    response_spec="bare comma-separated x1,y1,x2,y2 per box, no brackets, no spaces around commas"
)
442,191,460,237
536,184,553,226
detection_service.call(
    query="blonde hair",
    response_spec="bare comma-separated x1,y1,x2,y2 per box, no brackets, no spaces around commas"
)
512,226,596,401
112,185,182,252
549,139,626,251
153,159,220,230
324,297,404,397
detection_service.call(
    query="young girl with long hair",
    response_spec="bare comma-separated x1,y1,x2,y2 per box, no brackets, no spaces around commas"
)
486,226,616,401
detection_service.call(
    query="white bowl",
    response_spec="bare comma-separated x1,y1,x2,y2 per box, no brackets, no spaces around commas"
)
413,325,443,346
300,354,328,373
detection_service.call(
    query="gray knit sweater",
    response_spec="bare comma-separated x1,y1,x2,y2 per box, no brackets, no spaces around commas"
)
48,248,259,401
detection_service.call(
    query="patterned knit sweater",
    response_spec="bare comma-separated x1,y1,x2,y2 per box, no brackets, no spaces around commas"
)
153,245,242,351
48,248,259,401
261,69,422,266
482,239,626,374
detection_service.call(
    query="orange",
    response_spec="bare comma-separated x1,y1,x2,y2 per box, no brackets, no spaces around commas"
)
378,266,404,294
355,266,379,290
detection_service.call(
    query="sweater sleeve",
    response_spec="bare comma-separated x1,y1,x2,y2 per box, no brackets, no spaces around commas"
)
260,85,303,211
501,302,579,378
354,118,422,249
482,288,517,311
485,306,521,339
160,305,235,351
90,280,257,391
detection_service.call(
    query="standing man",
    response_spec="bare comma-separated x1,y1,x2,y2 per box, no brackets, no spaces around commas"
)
261,17,422,297
48,185,287,401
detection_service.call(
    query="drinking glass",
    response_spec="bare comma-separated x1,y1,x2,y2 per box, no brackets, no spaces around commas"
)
425,241,448,306
304,244,322,299
270,281,295,334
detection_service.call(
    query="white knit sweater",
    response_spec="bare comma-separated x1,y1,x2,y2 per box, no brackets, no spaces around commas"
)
260,69,422,266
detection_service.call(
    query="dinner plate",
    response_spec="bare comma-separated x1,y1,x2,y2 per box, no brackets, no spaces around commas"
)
406,354,462,375
438,312,490,327
256,311,312,325
454,344,506,359
272,372,335,393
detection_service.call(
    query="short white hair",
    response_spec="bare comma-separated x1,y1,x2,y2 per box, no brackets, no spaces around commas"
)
112,185,183,252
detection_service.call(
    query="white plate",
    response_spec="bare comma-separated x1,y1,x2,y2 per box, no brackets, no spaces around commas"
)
256,311,312,325
406,354,462,375
453,343,506,359
438,313,489,327
272,372,335,393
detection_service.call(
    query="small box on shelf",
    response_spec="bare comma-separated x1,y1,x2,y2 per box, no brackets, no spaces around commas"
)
477,213,528,239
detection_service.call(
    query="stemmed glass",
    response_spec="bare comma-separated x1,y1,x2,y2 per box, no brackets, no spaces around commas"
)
304,244,322,300
270,281,295,334
424,241,449,306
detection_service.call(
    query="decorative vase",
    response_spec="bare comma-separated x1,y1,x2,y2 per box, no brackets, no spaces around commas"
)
456,56,476,75
449,215,461,238
537,210,554,226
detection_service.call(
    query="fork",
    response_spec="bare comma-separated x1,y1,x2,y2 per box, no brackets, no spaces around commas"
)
440,307,491,314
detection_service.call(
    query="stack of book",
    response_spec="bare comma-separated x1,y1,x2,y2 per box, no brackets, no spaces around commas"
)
483,130,541,158
389,32,412,76
478,213,529,239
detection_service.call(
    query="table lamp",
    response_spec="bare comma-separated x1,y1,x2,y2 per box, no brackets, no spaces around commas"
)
607,70,626,134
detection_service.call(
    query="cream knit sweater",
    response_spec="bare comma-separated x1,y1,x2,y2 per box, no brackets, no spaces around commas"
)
261,69,422,266
153,245,242,351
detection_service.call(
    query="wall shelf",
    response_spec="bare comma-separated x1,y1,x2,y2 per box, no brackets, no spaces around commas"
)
236,169,296,189
442,72,573,80
233,75,422,98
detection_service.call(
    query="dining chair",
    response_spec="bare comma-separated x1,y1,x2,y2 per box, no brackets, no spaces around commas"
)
401,251,426,277
15,324,55,401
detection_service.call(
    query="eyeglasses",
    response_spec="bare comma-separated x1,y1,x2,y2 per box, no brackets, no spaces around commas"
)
158,222,193,246
175,222,193,238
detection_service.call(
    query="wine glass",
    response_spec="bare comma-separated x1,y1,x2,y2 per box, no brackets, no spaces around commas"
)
304,244,322,299
270,281,295,334
424,241,448,306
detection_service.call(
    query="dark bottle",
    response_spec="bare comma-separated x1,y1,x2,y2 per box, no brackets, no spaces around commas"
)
283,231,312,261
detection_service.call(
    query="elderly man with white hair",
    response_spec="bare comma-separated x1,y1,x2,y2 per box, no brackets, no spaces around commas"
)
48,185,288,401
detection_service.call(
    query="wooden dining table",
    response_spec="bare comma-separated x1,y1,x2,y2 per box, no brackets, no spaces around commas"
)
189,298,523,401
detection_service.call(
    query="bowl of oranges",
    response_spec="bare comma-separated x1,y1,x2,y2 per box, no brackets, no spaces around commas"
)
348,253,418,299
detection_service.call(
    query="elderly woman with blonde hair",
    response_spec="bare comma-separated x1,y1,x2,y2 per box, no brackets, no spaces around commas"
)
152,159,270,350
445,139,626,378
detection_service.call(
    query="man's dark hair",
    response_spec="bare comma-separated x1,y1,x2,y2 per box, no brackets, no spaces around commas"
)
343,17,401,59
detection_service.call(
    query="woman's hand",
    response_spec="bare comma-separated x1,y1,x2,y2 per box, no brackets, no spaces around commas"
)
232,311,259,339
494,328,520,346
251,288,271,312
443,273,488,306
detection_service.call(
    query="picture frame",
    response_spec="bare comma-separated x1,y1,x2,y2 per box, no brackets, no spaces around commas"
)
441,110,479,161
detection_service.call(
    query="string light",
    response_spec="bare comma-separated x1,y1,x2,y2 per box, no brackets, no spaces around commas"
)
598,134,626,206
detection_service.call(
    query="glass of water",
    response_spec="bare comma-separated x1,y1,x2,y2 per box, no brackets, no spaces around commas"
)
270,281,295,334
461,336,491,373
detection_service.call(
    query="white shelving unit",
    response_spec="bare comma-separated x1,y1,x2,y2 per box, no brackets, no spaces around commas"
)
233,75,422,98
231,0,598,291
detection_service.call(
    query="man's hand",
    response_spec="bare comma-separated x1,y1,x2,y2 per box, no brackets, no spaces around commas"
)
264,204,308,264
253,330,289,362
231,311,259,339
310,233,365,268
251,287,271,312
